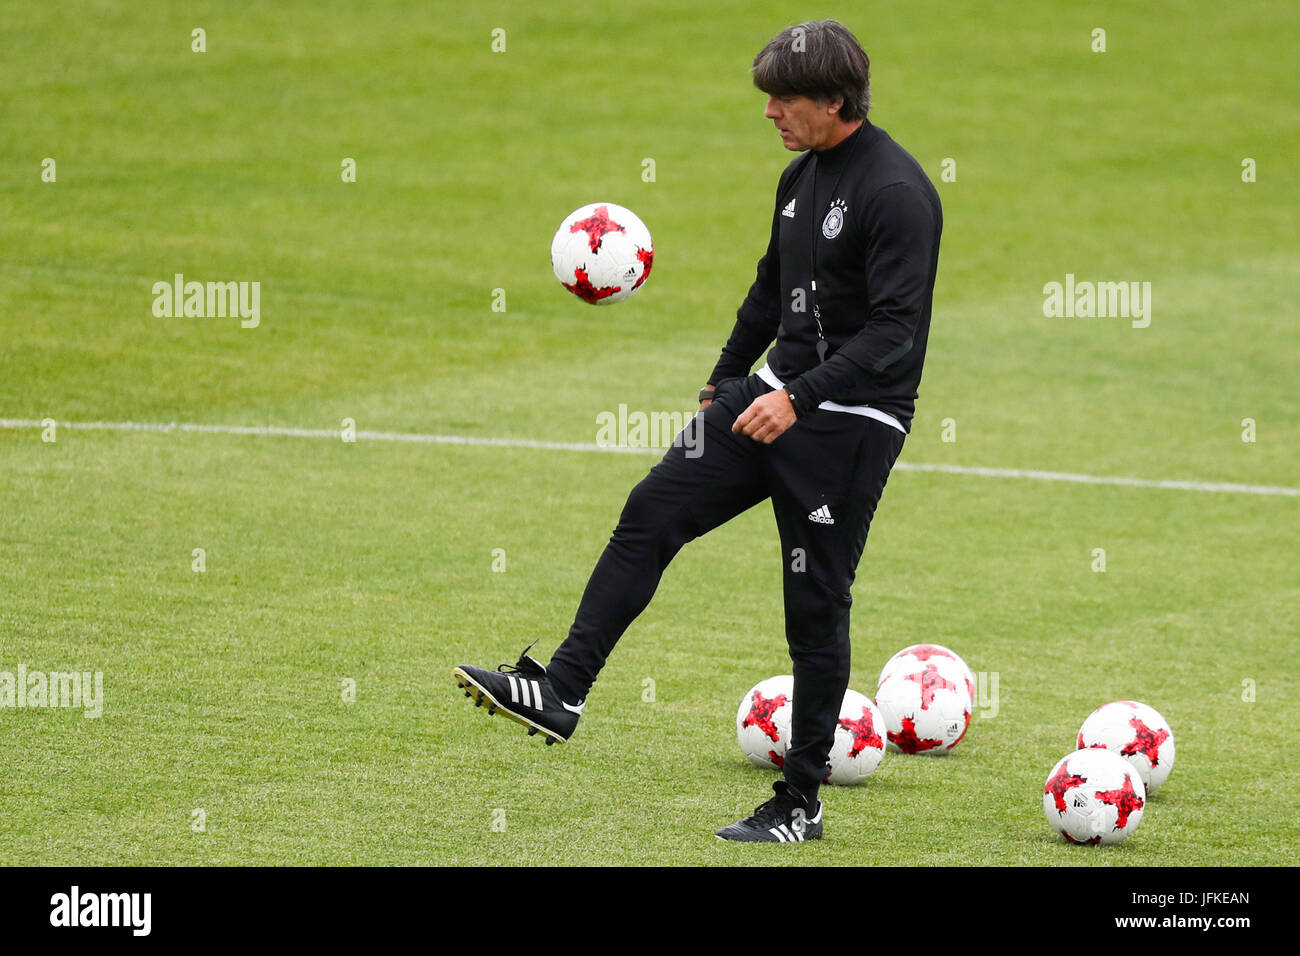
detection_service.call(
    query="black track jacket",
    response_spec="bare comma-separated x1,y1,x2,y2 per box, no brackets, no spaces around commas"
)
708,120,942,432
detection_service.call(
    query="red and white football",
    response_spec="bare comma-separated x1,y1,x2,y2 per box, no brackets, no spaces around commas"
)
1077,700,1176,793
550,202,654,304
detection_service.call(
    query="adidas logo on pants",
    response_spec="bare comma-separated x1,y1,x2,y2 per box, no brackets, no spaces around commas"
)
808,505,835,525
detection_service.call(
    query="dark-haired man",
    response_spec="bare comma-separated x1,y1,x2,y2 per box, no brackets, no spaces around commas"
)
454,19,942,843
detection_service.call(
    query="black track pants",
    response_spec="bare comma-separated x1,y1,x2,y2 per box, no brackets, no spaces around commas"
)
546,373,906,800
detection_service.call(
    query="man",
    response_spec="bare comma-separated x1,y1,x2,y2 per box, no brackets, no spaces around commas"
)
454,19,942,843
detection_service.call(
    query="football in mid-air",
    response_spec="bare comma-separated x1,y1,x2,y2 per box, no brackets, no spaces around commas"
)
1077,700,1176,793
825,689,887,785
875,655,972,754
550,202,654,304
1043,747,1147,845
736,675,793,770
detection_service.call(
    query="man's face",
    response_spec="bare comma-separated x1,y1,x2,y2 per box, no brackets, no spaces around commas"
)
764,94,841,151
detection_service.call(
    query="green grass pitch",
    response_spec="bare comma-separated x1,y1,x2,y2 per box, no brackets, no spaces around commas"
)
1,0,1296,866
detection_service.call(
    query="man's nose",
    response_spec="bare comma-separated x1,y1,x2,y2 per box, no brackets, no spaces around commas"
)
764,97,781,119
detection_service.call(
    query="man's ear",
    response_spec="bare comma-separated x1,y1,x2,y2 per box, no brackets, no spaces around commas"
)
828,97,844,115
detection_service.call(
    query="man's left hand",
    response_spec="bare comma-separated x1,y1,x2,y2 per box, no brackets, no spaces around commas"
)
732,390,797,444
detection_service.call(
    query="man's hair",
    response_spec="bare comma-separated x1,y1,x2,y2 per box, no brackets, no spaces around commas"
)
752,20,871,121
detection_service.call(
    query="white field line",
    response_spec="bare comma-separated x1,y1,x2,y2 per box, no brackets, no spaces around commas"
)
2,417,1296,497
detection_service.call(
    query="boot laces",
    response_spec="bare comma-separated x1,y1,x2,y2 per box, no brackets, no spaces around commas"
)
496,641,543,676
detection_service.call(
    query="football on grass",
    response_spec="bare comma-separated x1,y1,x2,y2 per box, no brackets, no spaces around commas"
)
875,655,972,754
550,202,654,304
1077,700,1176,793
1043,748,1147,845
736,675,793,770
825,689,887,785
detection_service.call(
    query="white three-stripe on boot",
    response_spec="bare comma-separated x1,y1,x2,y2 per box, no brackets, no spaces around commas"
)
504,674,543,710
768,823,803,842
